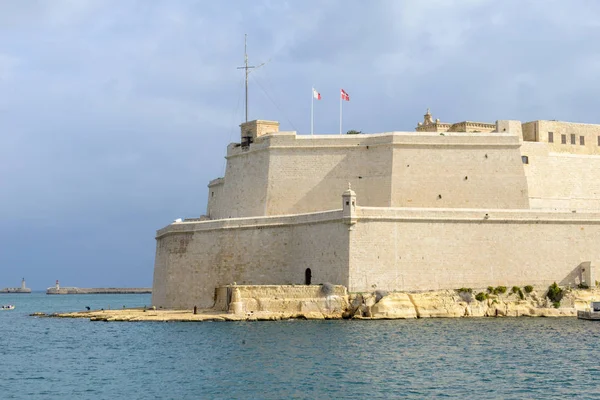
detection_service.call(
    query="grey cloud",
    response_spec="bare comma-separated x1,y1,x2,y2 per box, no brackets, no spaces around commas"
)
1,0,600,289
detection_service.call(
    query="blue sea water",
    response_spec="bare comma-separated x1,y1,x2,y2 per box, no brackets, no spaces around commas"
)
1,293,600,399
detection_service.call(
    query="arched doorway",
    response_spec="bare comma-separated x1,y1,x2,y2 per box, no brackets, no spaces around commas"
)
305,268,312,285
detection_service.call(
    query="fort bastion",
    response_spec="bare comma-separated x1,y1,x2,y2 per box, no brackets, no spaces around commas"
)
152,110,600,309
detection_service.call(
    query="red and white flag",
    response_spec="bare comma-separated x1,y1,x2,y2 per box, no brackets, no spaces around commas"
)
341,89,350,101
312,88,321,100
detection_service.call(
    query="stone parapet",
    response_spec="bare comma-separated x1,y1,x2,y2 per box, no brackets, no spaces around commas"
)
355,206,600,223
157,209,343,238
214,284,348,314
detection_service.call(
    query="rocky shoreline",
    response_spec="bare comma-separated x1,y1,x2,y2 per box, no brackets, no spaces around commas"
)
33,286,600,322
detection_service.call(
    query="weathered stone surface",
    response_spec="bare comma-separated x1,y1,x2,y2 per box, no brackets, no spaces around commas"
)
370,293,417,319
410,291,469,318
43,287,600,322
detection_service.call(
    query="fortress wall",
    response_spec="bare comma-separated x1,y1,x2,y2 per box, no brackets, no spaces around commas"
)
152,211,349,309
266,143,393,215
521,142,600,211
211,145,271,219
151,234,172,307
211,131,531,219
206,178,224,218
390,134,530,209
349,207,600,293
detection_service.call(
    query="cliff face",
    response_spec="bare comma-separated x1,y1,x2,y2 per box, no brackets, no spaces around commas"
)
356,288,599,319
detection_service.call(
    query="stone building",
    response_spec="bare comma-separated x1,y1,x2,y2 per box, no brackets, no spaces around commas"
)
152,112,600,309
415,108,496,133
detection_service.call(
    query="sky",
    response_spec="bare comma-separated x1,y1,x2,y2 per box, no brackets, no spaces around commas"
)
2,0,600,290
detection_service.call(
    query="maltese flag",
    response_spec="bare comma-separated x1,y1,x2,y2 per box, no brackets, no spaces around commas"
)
341,89,350,101
312,88,321,100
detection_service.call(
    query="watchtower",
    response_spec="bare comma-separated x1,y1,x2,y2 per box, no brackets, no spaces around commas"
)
240,120,279,147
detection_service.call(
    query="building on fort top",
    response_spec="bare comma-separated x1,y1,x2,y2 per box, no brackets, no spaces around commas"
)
415,108,496,133
152,111,600,309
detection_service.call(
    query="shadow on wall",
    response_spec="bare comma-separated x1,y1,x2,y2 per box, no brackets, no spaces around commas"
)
285,147,393,214
559,262,593,287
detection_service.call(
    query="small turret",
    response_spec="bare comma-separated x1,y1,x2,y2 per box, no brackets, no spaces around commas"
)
342,183,357,225
21,278,26,290
55,280,60,291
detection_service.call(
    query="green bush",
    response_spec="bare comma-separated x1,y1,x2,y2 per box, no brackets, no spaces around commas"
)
494,286,507,295
456,288,472,294
546,282,563,304
511,286,521,294
524,285,534,293
475,292,488,302
487,286,494,294
552,301,561,309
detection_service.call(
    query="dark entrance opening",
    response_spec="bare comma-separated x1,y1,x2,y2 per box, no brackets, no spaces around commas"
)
305,268,312,285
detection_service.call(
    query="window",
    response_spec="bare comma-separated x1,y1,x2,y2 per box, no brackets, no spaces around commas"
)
561,134,567,144
548,132,554,143
598,136,600,146
571,134,576,144
580,136,585,145
521,155,529,164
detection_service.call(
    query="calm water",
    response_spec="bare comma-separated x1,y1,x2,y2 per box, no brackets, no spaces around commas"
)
1,293,600,399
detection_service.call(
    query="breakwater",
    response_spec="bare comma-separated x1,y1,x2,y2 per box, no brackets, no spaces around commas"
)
46,287,151,295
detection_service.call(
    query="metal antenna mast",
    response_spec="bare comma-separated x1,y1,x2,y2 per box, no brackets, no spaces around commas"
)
237,34,255,123
237,34,268,123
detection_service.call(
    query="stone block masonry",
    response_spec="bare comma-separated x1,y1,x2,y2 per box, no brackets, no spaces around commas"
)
152,117,600,309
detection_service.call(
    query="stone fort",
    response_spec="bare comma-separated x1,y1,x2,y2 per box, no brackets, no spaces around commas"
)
152,109,600,309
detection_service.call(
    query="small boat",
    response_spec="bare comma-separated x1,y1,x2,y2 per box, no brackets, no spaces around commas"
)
578,301,600,320
1,305,15,310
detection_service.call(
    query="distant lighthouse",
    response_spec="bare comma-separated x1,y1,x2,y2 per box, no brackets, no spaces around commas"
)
21,278,26,290
55,280,60,291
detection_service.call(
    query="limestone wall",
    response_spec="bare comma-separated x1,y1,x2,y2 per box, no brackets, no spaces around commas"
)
152,211,349,309
216,144,271,218
389,133,529,209
206,178,224,218
208,129,529,219
349,207,600,293
521,142,600,211
213,284,348,313
266,137,393,215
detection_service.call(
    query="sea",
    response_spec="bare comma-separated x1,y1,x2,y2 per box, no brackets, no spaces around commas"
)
1,292,600,399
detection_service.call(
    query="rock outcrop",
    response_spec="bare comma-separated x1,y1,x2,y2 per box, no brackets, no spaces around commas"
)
40,285,600,322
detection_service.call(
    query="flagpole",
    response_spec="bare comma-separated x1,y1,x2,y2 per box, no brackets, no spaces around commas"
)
339,92,342,134
311,87,314,135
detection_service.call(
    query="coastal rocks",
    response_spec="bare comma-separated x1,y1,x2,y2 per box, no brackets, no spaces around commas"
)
348,287,600,320
409,291,470,318
370,293,417,319
40,286,600,322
